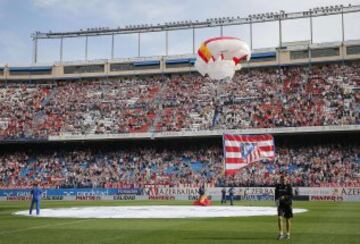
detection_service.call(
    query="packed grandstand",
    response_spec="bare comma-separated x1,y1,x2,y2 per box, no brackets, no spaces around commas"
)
0,58,359,189
0,61,359,138
0,137,359,189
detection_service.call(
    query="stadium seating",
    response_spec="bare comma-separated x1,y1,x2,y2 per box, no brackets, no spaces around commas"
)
0,61,359,139
0,61,359,189
0,143,358,189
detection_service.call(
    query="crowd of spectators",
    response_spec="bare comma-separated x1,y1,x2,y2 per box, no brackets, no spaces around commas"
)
0,142,359,189
0,61,359,139
0,84,51,139
49,78,162,135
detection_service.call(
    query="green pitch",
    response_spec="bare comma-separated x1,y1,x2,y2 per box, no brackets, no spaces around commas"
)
0,200,359,244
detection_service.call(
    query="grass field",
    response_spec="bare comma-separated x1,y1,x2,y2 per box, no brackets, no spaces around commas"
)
0,200,359,244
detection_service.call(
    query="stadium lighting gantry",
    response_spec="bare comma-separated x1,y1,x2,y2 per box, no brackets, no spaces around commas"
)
30,4,360,63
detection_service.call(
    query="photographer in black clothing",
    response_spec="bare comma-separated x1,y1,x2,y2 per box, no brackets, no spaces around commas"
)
275,175,293,240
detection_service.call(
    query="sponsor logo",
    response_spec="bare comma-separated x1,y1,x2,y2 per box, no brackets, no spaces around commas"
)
6,196,32,201
310,195,343,201
298,187,334,196
42,196,64,200
241,195,275,201
144,187,198,201
148,196,175,200
113,195,136,200
240,187,275,196
75,196,101,200
117,189,140,195
144,187,198,196
341,188,360,196
188,195,198,200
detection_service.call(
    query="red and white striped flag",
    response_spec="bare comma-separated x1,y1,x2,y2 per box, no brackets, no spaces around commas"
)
223,134,275,175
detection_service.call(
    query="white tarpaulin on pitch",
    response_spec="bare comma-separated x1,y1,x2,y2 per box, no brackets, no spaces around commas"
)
14,206,307,219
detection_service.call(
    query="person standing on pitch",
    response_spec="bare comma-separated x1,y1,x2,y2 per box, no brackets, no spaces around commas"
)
29,182,42,215
221,187,227,204
275,175,293,240
228,187,234,205
198,184,205,198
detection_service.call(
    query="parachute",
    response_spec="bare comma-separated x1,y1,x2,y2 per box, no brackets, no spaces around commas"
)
195,36,251,80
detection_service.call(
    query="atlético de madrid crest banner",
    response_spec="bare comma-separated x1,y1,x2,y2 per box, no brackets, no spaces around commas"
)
223,134,275,175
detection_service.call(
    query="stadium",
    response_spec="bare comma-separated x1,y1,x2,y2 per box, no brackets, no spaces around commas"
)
0,1,359,243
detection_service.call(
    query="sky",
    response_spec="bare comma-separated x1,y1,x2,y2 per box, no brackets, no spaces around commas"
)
0,0,360,65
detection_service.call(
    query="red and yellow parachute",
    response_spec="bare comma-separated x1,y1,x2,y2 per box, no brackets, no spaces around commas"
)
195,36,251,80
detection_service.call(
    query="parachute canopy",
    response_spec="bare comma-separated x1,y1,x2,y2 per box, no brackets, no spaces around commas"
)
195,36,251,80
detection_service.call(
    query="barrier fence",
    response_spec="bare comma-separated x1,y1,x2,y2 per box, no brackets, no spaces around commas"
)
1,187,359,202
